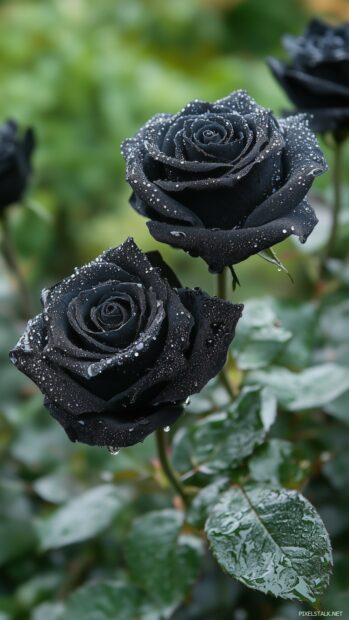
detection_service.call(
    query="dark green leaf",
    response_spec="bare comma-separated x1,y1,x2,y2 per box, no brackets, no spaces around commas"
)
316,298,349,365
0,520,37,566
33,469,83,504
173,386,276,474
272,300,318,369
188,478,229,529
31,602,65,620
323,451,349,493
231,299,291,370
206,484,332,603
36,484,129,550
60,581,140,620
248,440,310,489
323,389,349,424
247,364,349,411
126,509,203,607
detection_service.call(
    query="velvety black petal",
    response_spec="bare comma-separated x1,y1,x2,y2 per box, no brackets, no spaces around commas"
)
268,58,349,110
244,114,327,228
10,315,106,416
154,289,243,402
45,399,183,448
148,198,317,272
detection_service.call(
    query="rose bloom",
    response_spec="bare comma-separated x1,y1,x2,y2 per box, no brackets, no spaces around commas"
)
121,90,327,273
10,238,242,448
268,19,349,135
0,120,35,211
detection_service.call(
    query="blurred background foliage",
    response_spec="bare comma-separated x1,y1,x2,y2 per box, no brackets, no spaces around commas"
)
1,0,349,619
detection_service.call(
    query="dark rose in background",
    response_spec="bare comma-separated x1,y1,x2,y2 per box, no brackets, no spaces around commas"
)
10,238,242,448
268,19,349,135
0,120,35,211
121,91,327,273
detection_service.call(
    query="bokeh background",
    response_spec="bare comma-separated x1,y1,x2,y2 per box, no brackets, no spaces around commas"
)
1,1,349,619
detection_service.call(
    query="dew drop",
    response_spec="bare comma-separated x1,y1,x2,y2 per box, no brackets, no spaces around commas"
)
163,426,170,433
170,231,187,238
108,446,120,456
184,396,191,407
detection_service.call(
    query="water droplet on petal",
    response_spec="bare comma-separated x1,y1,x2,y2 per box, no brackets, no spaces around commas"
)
170,231,187,238
184,396,191,407
163,426,170,433
108,446,120,456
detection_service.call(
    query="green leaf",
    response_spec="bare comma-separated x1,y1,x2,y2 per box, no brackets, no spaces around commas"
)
126,509,203,608
36,484,129,550
33,469,83,504
60,581,140,620
206,484,332,603
247,364,349,411
0,520,37,566
173,386,276,474
316,297,349,365
31,602,65,620
323,389,349,424
188,478,229,529
272,300,318,369
231,299,292,370
323,451,349,493
248,439,311,489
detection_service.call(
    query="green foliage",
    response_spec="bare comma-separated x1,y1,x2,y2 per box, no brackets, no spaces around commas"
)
35,484,130,550
126,510,203,612
206,485,332,604
1,1,349,618
172,386,276,474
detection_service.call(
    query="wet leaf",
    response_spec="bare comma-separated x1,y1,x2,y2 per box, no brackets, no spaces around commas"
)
272,300,318,369
231,298,291,370
323,451,349,493
206,484,332,603
33,469,83,504
126,509,203,607
188,478,229,529
60,581,140,620
323,389,349,424
0,520,37,566
173,386,276,474
35,484,129,550
247,364,349,411
248,440,310,489
31,602,65,620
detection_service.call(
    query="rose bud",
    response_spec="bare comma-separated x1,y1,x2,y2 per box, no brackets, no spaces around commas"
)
268,19,349,135
0,120,35,211
121,90,327,273
10,238,242,449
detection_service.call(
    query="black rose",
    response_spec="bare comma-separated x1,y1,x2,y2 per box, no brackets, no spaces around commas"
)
121,90,326,273
0,120,35,211
10,238,242,448
268,19,349,135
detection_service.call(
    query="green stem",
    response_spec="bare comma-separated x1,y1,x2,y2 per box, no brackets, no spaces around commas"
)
217,267,227,300
216,268,236,399
155,428,189,506
0,211,32,319
321,140,343,275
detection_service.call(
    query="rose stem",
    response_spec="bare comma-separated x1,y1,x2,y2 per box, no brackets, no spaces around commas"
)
0,210,33,319
155,427,189,507
216,267,235,400
217,267,227,300
320,139,344,276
